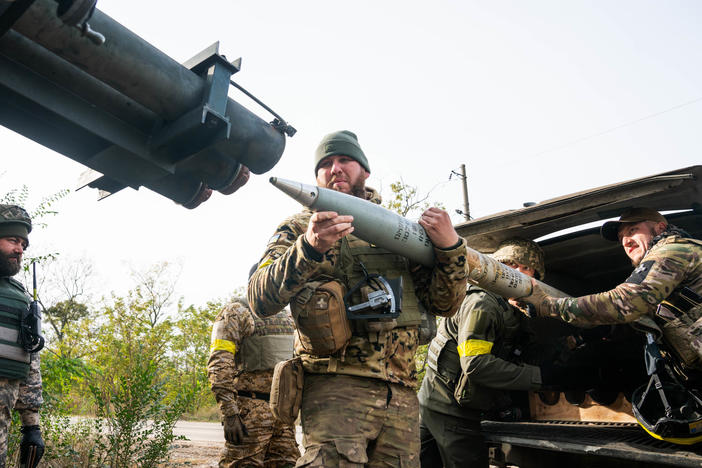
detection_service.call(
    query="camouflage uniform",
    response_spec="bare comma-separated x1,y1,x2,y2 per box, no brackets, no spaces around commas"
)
207,299,299,468
248,188,467,468
0,205,42,467
531,229,702,370
0,351,42,467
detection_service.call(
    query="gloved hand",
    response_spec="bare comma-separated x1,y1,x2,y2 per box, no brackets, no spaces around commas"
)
513,279,558,319
19,425,44,468
223,414,248,444
540,364,604,391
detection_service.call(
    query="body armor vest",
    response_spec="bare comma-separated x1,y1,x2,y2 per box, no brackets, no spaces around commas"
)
0,277,31,379
426,288,519,409
336,235,421,328
240,310,294,372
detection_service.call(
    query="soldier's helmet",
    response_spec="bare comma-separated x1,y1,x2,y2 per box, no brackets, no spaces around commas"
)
491,238,545,280
0,204,32,243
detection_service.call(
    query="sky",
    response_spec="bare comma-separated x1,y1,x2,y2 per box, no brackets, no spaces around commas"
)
2,0,701,309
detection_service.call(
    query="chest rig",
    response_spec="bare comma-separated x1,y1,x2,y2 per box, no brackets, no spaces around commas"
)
0,277,31,379
239,309,295,372
427,288,522,408
336,235,422,330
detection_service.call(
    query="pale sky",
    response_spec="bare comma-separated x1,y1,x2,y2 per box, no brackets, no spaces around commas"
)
3,0,701,308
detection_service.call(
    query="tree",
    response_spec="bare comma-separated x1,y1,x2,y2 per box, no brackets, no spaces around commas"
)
383,178,445,217
130,261,182,327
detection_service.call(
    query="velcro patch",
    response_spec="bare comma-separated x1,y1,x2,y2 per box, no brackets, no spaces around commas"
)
625,260,655,285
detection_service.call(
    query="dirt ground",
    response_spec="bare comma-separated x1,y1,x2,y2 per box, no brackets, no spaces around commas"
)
166,440,221,467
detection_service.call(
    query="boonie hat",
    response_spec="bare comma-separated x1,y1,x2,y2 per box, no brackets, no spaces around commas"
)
600,208,668,242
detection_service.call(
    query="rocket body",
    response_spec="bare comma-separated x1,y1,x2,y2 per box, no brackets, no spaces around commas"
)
269,177,569,300
270,177,436,266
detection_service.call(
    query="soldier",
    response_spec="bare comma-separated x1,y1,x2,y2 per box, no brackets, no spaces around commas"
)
418,239,546,468
0,205,44,467
519,207,702,376
207,286,299,468
248,130,468,467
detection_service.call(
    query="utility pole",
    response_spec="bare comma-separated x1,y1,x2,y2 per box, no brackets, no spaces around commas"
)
460,164,470,221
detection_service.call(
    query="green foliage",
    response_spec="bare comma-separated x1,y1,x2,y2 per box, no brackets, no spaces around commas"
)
89,350,192,467
169,299,221,413
383,178,445,217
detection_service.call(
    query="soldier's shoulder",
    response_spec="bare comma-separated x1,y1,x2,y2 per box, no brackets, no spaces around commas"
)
218,300,251,321
6,277,28,293
653,236,702,257
460,286,504,314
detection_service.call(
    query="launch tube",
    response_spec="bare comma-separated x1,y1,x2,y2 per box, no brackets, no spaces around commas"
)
269,177,570,300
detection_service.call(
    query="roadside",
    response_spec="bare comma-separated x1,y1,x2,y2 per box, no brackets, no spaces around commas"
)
166,421,303,467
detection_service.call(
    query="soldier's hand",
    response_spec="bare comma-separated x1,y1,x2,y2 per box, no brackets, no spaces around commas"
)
305,211,354,254
19,425,44,468
418,207,459,249
514,279,554,318
223,414,249,444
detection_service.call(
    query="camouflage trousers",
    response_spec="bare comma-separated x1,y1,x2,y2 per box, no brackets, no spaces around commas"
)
0,378,20,468
296,374,420,468
220,395,299,468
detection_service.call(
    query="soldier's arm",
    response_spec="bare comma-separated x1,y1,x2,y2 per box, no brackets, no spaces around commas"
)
458,292,541,390
207,302,254,417
412,238,468,318
539,243,698,326
248,213,336,317
15,353,42,426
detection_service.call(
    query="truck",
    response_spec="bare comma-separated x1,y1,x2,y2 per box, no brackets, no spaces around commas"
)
454,165,702,467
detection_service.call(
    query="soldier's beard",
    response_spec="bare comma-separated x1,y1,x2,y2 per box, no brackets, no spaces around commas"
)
0,251,21,277
350,180,366,199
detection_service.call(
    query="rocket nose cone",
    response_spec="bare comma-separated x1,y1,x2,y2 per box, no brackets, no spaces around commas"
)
269,177,319,208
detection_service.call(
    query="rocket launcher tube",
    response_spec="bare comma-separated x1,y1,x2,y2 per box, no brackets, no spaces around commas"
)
270,177,569,300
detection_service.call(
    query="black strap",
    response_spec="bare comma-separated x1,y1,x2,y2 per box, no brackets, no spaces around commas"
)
237,390,270,402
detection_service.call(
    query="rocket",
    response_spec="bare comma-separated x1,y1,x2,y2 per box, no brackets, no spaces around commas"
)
270,177,569,300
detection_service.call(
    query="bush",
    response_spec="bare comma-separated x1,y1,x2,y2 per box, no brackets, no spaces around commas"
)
89,349,194,467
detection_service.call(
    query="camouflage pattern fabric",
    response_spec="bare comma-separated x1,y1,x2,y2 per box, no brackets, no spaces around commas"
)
419,286,541,419
296,374,419,468
0,205,32,230
219,396,298,468
0,354,41,466
491,238,545,280
248,187,468,388
535,235,702,326
531,234,702,367
0,377,19,467
208,300,297,467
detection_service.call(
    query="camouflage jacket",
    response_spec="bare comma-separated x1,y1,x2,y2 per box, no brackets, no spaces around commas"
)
248,187,468,388
207,300,294,417
419,286,541,418
541,233,702,326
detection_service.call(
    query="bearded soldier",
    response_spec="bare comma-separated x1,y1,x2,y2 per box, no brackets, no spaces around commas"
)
519,208,702,378
0,205,44,467
248,130,467,467
418,238,548,468
207,290,299,468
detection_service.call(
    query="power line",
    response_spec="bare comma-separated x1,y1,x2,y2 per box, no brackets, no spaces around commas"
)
527,96,702,159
